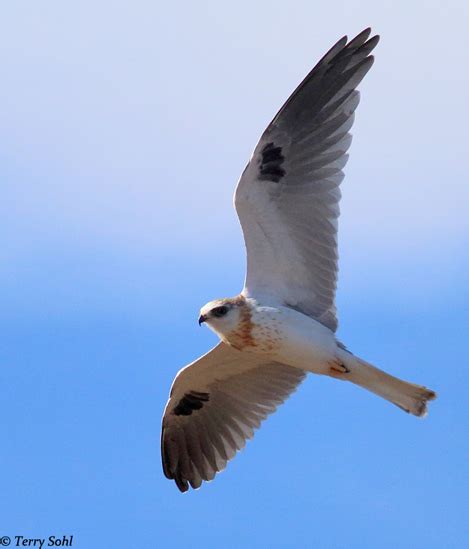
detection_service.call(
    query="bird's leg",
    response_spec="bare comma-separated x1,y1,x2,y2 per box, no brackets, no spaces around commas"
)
328,359,350,378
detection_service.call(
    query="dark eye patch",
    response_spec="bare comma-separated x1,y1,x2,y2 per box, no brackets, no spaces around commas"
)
211,305,229,318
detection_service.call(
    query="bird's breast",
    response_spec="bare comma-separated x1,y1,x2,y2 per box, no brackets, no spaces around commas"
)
225,303,338,373
225,306,284,353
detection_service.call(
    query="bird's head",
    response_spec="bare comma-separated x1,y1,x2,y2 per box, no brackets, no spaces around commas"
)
198,296,246,338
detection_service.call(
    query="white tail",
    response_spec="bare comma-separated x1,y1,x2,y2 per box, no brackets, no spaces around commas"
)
336,350,437,417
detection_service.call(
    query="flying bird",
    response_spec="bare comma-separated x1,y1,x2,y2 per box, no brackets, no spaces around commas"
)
161,28,436,492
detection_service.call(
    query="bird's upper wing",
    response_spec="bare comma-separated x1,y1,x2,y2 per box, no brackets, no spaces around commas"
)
235,29,379,332
161,342,306,492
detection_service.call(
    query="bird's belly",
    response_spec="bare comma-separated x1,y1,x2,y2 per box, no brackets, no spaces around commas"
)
249,305,338,374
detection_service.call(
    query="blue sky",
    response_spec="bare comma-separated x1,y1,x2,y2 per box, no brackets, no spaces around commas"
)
1,1,468,548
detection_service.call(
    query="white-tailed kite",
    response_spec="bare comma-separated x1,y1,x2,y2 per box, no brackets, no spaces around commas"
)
161,28,436,492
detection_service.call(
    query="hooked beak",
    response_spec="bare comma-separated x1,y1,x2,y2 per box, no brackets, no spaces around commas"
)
198,314,207,326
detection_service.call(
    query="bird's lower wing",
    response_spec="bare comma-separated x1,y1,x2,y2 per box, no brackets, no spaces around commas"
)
161,343,306,492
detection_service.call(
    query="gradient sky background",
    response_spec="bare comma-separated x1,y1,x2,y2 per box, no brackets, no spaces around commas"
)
1,1,468,548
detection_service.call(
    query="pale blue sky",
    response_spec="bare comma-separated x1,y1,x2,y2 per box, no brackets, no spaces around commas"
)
1,1,468,548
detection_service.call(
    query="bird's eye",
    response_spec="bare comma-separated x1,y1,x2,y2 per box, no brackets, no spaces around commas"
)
212,306,229,318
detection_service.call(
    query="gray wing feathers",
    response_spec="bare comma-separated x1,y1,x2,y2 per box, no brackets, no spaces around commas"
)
236,29,379,332
161,345,306,492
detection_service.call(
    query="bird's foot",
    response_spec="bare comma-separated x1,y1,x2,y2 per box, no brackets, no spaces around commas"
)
328,360,350,378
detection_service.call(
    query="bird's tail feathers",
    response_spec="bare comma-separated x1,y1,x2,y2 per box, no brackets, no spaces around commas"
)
337,350,436,417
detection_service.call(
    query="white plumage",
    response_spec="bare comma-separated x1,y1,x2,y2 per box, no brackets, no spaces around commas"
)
161,29,436,492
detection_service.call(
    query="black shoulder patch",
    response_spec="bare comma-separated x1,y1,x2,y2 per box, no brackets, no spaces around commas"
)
173,391,210,416
259,142,286,183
